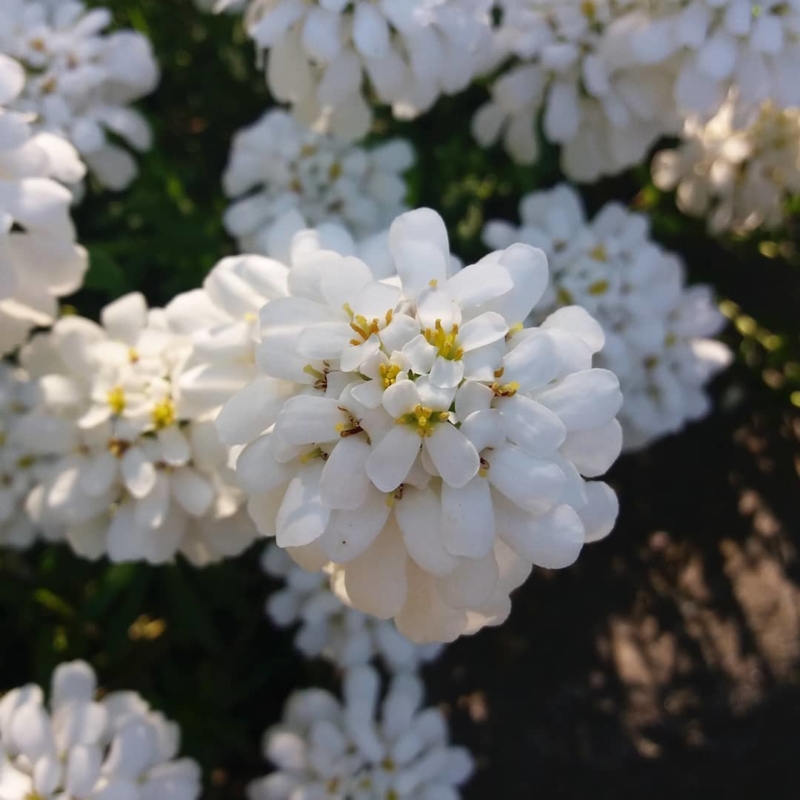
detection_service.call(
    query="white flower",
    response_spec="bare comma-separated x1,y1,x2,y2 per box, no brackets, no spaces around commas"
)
248,665,473,800
263,543,444,673
0,363,52,548
0,0,160,190
16,292,258,565
484,184,733,450
632,0,800,119
223,109,414,251
219,207,623,643
472,0,679,181
0,660,201,800
652,94,800,234
0,52,88,355
238,0,493,139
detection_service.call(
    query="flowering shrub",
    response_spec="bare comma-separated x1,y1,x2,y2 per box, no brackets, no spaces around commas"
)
0,0,796,797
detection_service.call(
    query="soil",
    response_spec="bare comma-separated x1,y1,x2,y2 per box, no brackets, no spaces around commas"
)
429,373,800,799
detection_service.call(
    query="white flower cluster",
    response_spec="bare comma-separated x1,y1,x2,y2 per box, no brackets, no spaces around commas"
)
14,289,257,565
633,0,800,119
235,0,493,139
472,0,680,181
0,660,201,799
0,52,87,356
248,665,473,800
484,185,733,450
653,97,800,234
223,109,414,252
212,207,621,644
0,363,47,548
0,0,159,190
263,543,444,673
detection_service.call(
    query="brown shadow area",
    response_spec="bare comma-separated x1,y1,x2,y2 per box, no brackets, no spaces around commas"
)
429,382,800,799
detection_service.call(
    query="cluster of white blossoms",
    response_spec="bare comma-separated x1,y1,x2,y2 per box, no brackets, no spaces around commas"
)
472,0,680,181
214,207,622,643
14,290,258,565
0,364,47,548
232,0,493,139
263,543,444,673
632,0,800,120
0,660,201,799
223,109,414,251
652,97,800,234
0,52,87,355
248,665,473,800
0,0,159,190
484,185,733,450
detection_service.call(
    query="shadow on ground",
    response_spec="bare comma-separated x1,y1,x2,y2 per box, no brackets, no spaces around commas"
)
432,378,800,799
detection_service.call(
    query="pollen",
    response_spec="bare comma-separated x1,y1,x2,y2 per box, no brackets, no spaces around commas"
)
491,381,520,398
108,438,130,458
589,243,608,262
397,404,442,437
348,309,394,346
107,386,126,415
423,319,463,361
128,347,140,363
380,363,402,388
587,279,610,296
580,0,596,20
556,287,573,305
151,398,176,430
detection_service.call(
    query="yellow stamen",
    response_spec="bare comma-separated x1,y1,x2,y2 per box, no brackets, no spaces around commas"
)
587,279,610,296
397,404,440,438
128,347,139,363
299,447,325,464
151,398,177,430
429,279,438,288
379,363,402,388
556,287,574,305
107,386,126,415
108,438,130,458
665,332,677,347
589,243,608,262
329,161,343,180
423,319,463,361
491,381,520,398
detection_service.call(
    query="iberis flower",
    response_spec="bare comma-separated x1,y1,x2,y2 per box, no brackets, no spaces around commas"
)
0,660,201,799
631,0,800,120
248,665,473,799
472,0,679,181
263,543,443,673
0,52,87,355
223,109,414,252
218,207,623,643
0,0,159,190
484,184,733,451
236,0,493,139
16,291,257,565
0,363,53,548
652,95,800,234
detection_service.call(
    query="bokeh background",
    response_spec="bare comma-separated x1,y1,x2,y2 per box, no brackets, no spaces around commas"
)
2,1,799,797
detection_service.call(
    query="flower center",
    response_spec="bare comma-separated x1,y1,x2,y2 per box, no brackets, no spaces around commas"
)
397,404,449,437
344,304,394,345
423,320,463,361
151,399,176,430
380,363,402,388
107,386,126,415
